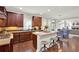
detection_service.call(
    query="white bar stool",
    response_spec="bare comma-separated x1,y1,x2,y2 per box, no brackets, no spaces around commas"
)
40,41,48,52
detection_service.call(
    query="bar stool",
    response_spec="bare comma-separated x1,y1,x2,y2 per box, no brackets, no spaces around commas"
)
49,37,58,47
40,41,48,52
49,38,55,47
56,35,62,43
48,38,58,52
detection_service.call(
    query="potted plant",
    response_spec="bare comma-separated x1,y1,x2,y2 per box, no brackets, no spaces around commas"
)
44,25,48,31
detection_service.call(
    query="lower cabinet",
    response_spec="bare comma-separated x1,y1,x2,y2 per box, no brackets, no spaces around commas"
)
0,32,33,52
32,34,37,50
19,32,32,42
12,33,20,44
12,32,32,44
11,31,33,52
0,44,10,52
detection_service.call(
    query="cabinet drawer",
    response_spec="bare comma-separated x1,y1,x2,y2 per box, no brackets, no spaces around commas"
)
20,32,31,36
20,36,30,38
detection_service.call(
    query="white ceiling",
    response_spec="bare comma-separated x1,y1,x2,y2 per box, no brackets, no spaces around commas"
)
5,6,79,20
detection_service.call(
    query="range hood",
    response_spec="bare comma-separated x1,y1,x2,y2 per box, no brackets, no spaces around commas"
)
0,6,7,20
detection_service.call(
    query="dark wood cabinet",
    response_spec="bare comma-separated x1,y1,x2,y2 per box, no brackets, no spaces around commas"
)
32,16,42,30
20,32,32,42
10,32,32,51
32,34,37,50
0,6,23,27
7,12,17,26
12,33,20,44
7,12,23,27
16,14,23,27
12,32,32,44
0,44,10,52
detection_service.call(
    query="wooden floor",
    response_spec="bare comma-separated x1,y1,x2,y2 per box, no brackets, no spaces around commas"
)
48,36,79,52
61,37,79,52
39,36,79,52
19,36,79,52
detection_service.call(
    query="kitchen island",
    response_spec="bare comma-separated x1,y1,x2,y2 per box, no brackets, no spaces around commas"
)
33,31,57,52
8,30,33,52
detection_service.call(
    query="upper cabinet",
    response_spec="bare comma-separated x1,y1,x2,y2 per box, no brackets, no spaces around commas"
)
32,16,42,30
7,11,23,27
7,12,17,26
16,14,23,27
0,6,7,20
0,6,23,27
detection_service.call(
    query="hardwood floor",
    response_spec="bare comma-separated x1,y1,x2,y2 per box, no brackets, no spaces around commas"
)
61,37,79,52
13,36,79,52
42,36,79,52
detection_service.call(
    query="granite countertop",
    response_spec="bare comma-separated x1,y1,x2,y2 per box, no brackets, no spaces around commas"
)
33,31,56,36
0,32,13,46
6,29,44,33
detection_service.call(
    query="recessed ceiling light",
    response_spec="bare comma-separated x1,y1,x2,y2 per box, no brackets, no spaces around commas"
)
40,13,42,15
48,9,51,12
19,7,22,10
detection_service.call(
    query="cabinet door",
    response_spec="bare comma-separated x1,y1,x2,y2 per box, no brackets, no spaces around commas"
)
32,34,37,50
7,12,17,26
16,14,23,27
20,32,32,42
7,12,23,27
32,16,42,29
13,33,20,44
